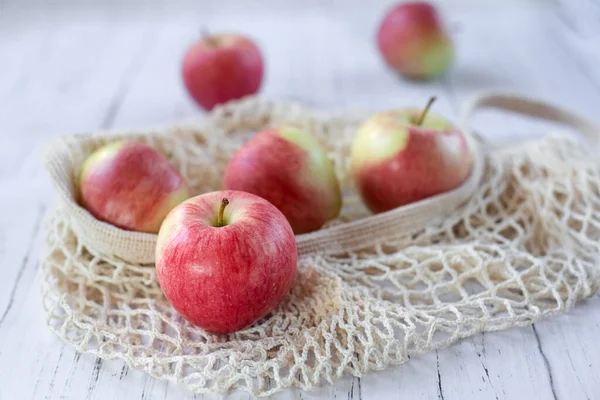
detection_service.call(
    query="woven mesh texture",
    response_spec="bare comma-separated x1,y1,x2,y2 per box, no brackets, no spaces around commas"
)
39,95,600,397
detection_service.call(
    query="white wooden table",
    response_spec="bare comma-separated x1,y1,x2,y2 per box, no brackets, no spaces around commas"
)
2,0,600,398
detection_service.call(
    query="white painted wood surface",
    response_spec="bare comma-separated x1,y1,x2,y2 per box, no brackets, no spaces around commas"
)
1,0,600,398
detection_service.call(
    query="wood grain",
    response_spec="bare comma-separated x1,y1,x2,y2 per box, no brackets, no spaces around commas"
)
1,1,599,399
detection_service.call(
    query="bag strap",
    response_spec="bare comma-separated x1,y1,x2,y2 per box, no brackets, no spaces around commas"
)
459,91,600,148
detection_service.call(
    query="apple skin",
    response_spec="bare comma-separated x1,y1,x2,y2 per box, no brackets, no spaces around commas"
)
377,1,454,80
78,140,190,233
155,190,298,334
222,126,342,234
182,33,264,111
350,108,472,214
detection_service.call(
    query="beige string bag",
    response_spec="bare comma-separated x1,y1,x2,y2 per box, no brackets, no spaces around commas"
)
40,92,600,397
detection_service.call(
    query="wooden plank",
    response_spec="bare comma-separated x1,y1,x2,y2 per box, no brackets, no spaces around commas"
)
533,295,600,400
0,9,169,400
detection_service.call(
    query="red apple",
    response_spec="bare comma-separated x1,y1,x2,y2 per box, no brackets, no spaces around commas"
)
222,126,342,234
155,190,297,333
181,32,264,111
350,97,472,213
78,140,190,233
377,1,454,80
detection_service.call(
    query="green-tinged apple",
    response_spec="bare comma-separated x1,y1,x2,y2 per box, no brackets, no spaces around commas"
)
155,190,298,334
182,31,264,111
222,126,342,234
351,97,472,213
377,1,454,80
78,140,190,233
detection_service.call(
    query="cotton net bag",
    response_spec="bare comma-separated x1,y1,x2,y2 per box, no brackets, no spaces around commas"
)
40,92,600,397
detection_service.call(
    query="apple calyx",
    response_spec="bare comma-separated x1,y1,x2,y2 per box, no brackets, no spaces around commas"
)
216,198,230,227
416,96,437,126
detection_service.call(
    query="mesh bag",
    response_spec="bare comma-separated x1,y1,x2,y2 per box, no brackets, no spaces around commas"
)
40,93,600,397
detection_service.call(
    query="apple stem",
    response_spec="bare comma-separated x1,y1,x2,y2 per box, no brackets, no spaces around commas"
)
201,28,218,47
416,96,437,126
217,198,229,227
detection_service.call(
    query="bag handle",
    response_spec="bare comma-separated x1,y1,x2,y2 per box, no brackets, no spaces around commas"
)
459,91,600,148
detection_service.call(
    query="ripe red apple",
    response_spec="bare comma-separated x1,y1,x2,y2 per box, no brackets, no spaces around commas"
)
78,140,190,233
222,126,342,234
377,1,454,80
351,97,472,213
155,190,297,333
181,32,264,111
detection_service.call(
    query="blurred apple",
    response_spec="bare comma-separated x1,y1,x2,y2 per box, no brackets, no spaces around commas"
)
350,97,472,213
377,1,454,80
155,190,297,333
78,140,190,233
182,32,264,111
222,126,342,234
